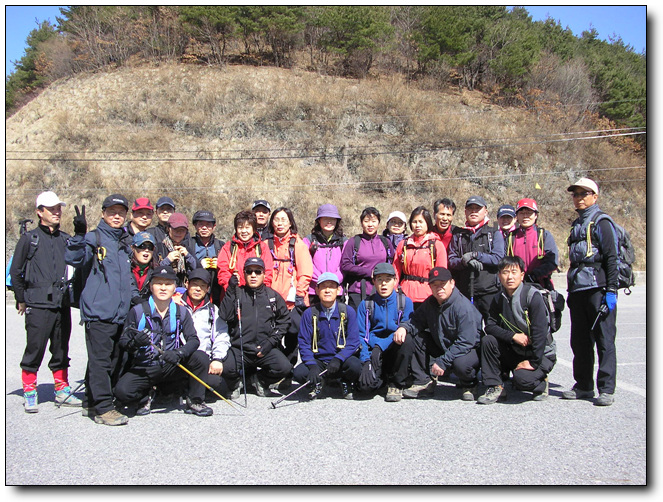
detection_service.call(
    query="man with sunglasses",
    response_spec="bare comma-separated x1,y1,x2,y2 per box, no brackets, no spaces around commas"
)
564,178,619,407
217,257,292,398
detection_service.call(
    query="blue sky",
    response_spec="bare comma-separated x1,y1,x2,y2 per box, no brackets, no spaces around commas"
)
4,5,648,77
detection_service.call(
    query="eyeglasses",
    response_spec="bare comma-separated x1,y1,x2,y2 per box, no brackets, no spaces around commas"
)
244,269,264,276
136,243,155,251
572,191,594,198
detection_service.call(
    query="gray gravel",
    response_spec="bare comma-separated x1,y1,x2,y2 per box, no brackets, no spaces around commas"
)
4,274,646,485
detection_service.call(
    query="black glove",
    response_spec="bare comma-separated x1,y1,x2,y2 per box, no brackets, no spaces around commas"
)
359,361,378,390
461,252,477,266
161,349,185,365
228,274,239,289
125,328,151,353
307,364,322,387
370,345,383,373
468,258,483,272
256,339,274,357
294,295,307,311
73,205,87,235
326,357,342,377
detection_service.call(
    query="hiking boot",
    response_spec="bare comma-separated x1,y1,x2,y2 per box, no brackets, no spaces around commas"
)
532,378,549,401
94,409,129,426
562,386,595,400
230,381,243,400
23,391,38,413
341,381,354,400
594,393,615,407
185,397,213,417
308,382,323,400
251,373,271,397
402,380,435,399
477,385,507,405
461,386,478,402
54,386,82,407
385,386,403,402
135,388,156,416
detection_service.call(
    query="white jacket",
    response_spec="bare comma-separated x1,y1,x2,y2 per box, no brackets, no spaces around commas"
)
186,298,230,362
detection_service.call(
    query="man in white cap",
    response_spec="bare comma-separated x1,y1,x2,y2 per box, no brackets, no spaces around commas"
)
563,177,619,406
10,191,82,412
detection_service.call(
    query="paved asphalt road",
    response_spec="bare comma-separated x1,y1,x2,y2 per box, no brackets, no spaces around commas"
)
4,275,647,486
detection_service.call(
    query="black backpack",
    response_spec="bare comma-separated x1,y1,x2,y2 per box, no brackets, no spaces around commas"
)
525,283,565,335
589,212,636,294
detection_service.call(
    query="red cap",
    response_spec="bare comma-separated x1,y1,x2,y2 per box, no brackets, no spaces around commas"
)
132,197,153,211
516,198,538,212
168,212,189,229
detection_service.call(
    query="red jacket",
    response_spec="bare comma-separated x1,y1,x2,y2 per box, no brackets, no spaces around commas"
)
217,234,273,290
394,232,447,303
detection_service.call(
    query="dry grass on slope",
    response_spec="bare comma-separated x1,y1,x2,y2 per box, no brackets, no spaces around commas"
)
5,63,646,269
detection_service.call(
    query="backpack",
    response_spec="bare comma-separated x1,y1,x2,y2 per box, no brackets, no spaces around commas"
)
229,237,262,272
590,212,636,295
506,227,547,259
525,283,564,335
310,302,349,352
363,288,406,343
134,298,184,352
352,234,393,264
306,233,346,257
267,235,297,273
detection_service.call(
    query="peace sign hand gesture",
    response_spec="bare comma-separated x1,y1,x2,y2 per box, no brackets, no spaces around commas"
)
73,205,87,235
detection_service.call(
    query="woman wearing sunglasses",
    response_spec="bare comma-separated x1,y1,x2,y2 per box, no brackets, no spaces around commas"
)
130,231,158,305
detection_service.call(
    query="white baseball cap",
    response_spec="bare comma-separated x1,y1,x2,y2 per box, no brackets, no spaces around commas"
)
567,177,599,195
387,211,408,224
36,191,66,208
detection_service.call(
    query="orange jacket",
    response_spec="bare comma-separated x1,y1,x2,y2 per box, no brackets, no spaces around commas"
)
394,232,448,303
217,234,273,290
266,232,313,309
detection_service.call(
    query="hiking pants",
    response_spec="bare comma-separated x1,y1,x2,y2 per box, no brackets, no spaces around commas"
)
20,305,72,373
114,350,209,404
84,321,124,415
481,334,554,393
222,346,292,388
292,355,362,384
568,288,617,394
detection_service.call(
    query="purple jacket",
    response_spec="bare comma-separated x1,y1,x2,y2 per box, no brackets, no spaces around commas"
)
302,232,348,295
340,233,394,296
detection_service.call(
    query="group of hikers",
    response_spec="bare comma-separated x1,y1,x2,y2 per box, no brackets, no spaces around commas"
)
9,176,622,425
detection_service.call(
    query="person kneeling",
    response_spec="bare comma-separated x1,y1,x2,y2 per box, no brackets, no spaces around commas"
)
115,267,213,417
478,256,556,404
294,273,361,400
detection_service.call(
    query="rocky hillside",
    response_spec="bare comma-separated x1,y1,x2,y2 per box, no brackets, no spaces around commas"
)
5,63,646,269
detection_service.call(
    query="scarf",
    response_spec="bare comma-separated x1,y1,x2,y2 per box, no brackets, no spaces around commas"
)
163,236,186,275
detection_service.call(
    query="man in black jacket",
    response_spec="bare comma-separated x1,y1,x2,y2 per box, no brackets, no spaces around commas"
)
479,256,556,404
392,267,482,401
218,257,292,398
10,191,81,412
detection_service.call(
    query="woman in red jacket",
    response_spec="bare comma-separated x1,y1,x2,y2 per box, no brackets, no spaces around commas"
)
394,206,448,308
217,211,273,293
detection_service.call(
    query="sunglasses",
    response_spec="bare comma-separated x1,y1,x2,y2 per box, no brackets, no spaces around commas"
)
136,243,155,251
244,268,264,276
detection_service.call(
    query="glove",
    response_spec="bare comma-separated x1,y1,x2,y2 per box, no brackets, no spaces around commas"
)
161,349,185,365
370,345,383,374
256,339,274,357
73,205,87,235
461,252,477,266
208,257,217,270
359,361,379,390
294,295,307,311
605,291,617,312
126,328,151,353
468,259,483,272
307,364,322,387
326,357,342,377
228,274,239,289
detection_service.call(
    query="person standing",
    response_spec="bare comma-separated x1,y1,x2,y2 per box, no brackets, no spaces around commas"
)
148,196,176,244
252,200,273,241
155,212,199,288
192,210,225,306
124,197,154,237
563,178,619,406
10,191,81,412
65,194,136,426
432,198,458,253
496,204,517,239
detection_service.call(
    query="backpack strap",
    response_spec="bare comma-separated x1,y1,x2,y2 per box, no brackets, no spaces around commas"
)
311,304,320,353
364,299,374,343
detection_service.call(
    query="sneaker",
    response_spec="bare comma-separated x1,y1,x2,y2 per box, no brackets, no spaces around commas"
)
402,380,436,399
385,386,402,402
23,391,38,413
461,386,478,402
341,381,354,400
136,388,156,416
251,373,271,397
54,386,82,407
532,378,549,401
230,381,243,400
562,386,595,400
94,409,129,426
308,382,323,400
477,385,507,405
594,393,615,407
185,397,213,417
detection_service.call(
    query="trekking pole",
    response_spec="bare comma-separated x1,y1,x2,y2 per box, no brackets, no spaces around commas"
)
270,369,328,409
591,304,609,331
236,297,248,408
470,270,475,304
54,379,85,409
149,342,245,416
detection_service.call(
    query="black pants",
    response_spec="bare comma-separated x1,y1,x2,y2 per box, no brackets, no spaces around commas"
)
282,306,304,366
396,331,480,387
20,305,72,373
114,350,209,405
472,291,498,323
357,343,410,391
293,356,362,384
222,346,292,389
480,335,554,392
568,288,617,394
84,321,124,415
